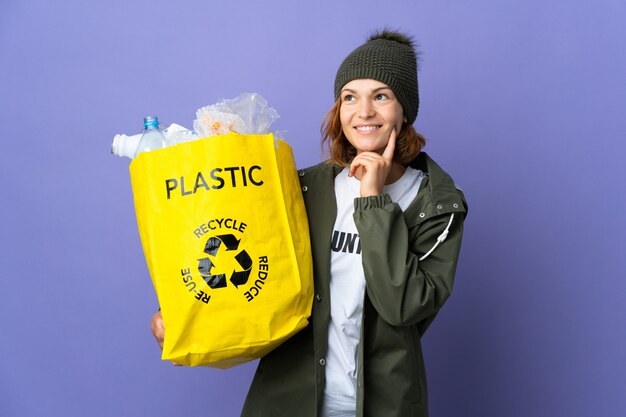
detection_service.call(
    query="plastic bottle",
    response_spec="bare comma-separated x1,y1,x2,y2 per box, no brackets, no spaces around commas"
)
112,123,195,159
111,133,141,158
134,116,167,158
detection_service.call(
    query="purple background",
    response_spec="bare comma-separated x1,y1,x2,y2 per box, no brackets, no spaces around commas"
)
1,0,625,416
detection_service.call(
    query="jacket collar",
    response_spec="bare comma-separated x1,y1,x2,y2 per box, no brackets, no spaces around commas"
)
300,152,467,232
302,152,467,221
408,152,468,221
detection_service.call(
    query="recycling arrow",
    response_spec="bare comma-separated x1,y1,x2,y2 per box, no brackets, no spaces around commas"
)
197,234,252,289
230,249,253,288
197,257,226,288
203,234,241,256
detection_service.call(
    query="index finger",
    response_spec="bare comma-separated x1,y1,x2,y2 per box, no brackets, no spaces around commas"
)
382,127,397,161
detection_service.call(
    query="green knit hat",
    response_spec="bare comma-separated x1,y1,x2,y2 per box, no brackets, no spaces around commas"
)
334,30,419,124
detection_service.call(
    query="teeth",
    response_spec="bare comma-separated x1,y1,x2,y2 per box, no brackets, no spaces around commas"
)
356,125,379,132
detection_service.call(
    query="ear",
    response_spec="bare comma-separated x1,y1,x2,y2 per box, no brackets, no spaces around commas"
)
403,116,407,123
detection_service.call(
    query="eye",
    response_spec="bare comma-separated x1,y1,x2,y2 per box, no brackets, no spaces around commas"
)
342,94,355,102
374,93,389,100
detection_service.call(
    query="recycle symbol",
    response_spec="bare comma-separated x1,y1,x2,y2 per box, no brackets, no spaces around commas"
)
197,234,253,289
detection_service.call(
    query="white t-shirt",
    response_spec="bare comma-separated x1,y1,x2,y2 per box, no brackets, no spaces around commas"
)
322,166,425,417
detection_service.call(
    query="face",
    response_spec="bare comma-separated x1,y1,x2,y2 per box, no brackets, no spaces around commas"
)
339,79,405,155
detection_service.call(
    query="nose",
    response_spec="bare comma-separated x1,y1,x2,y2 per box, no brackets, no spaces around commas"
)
357,100,375,119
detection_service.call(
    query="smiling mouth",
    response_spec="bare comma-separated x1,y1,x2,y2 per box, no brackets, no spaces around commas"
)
354,125,381,132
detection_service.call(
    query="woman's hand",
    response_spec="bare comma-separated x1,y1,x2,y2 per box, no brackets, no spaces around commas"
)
349,128,397,197
150,311,165,349
150,311,181,366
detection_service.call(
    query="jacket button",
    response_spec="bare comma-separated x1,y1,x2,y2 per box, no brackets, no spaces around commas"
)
299,171,305,177
453,203,459,208
319,358,326,366
316,294,322,302
302,186,308,192
419,213,425,218
436,204,443,210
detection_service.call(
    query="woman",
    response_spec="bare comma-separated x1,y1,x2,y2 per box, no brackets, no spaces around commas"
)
153,30,467,417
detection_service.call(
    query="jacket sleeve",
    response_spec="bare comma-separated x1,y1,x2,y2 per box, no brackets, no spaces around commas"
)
353,193,464,327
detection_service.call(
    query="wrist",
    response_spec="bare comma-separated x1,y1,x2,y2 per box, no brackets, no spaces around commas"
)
360,187,383,197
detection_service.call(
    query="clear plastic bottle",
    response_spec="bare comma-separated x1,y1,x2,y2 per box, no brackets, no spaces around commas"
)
134,116,167,158
111,123,198,159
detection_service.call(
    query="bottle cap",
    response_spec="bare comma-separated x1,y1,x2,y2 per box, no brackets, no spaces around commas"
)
144,116,160,130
